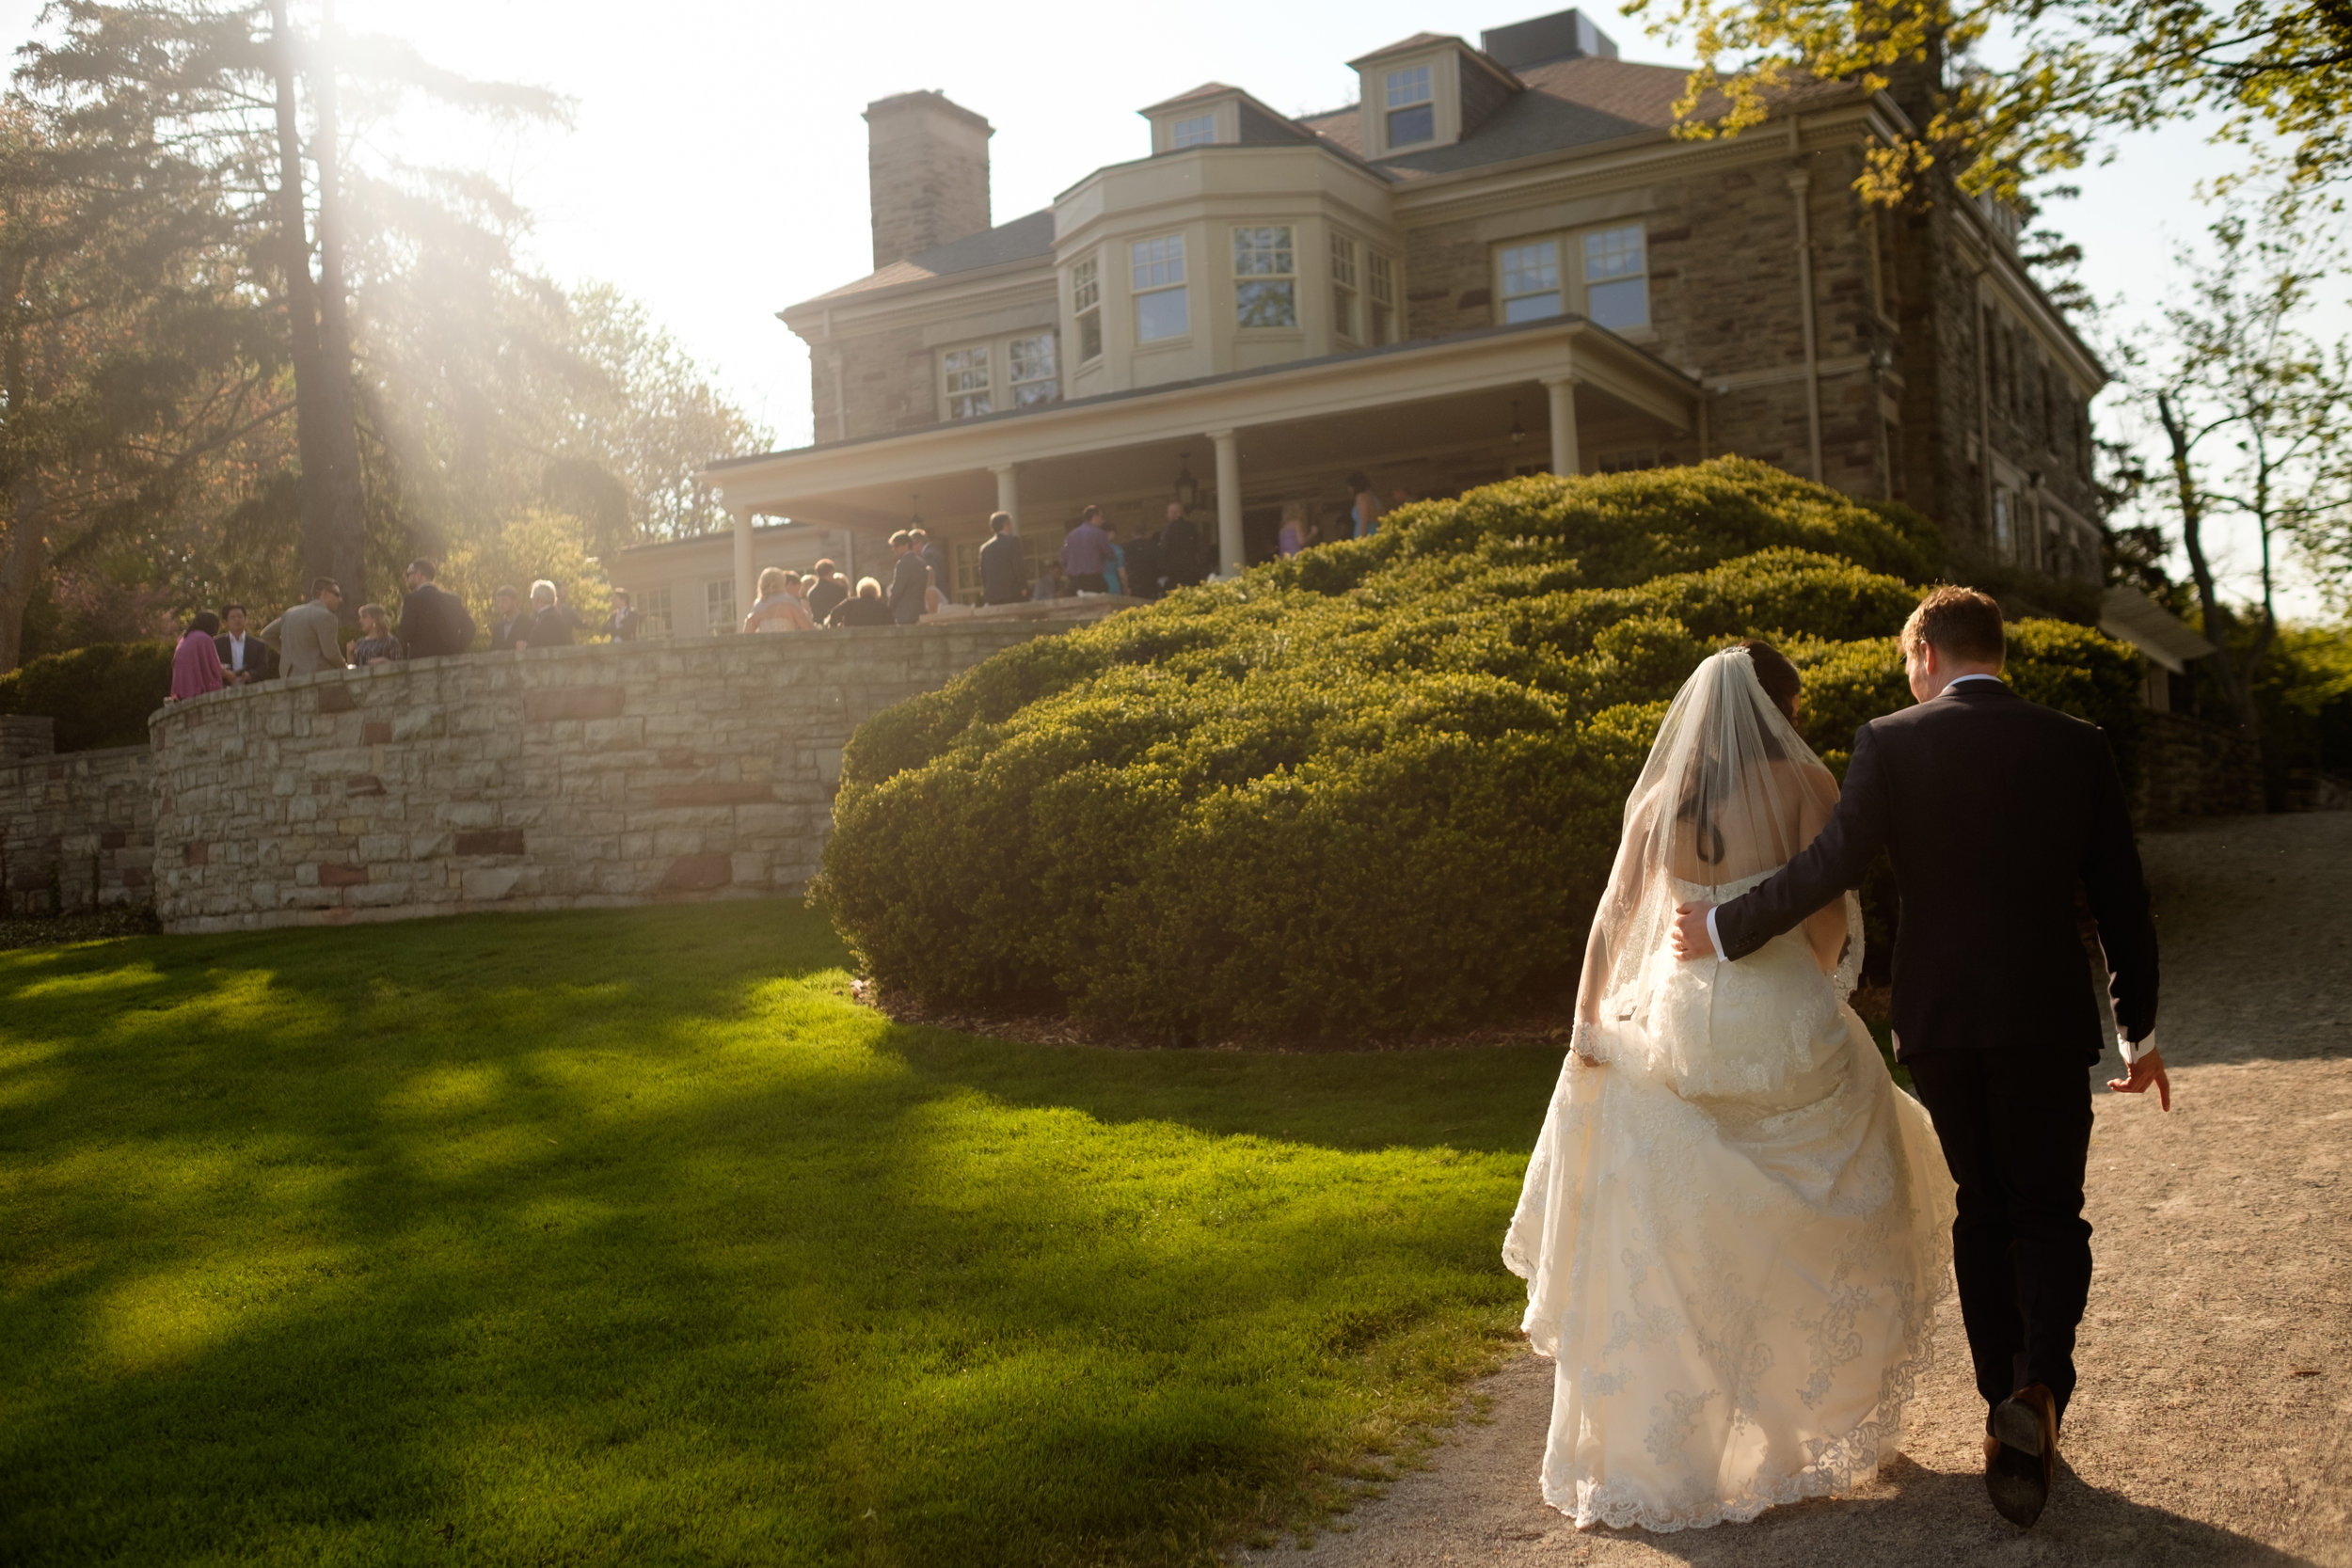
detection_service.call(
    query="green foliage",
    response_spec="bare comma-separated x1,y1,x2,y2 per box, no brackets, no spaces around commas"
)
0,639,171,752
821,461,2151,1044
0,900,1553,1564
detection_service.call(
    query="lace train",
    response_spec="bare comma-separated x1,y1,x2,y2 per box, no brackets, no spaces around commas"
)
1504,958,1956,1532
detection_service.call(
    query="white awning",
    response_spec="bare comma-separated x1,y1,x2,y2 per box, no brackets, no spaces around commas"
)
2098,586,2215,674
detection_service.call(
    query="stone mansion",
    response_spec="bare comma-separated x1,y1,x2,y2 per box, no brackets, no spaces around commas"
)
693,7,2104,616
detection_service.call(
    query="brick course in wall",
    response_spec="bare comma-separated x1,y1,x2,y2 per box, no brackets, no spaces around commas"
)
144,619,1091,934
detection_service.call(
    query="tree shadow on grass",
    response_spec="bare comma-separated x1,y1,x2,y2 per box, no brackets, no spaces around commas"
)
0,900,1539,1566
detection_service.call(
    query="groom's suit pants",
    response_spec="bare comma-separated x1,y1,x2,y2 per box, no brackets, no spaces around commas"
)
1905,1048,2096,1423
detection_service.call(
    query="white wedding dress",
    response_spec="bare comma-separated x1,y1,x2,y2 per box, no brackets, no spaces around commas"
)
1503,649,1957,1532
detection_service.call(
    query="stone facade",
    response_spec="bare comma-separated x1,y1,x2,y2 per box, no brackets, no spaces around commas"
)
146,618,1091,934
0,719,156,915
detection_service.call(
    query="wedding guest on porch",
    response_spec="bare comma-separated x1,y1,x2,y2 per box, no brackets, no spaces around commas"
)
168,610,226,702
978,514,1028,606
830,577,895,626
1120,525,1161,601
261,578,349,677
1061,504,1113,594
489,586,533,650
1157,500,1204,590
600,588,642,641
398,560,475,658
1277,501,1314,559
885,531,929,624
527,580,575,647
348,604,404,666
1347,471,1384,538
1102,519,1129,596
913,529,951,610
215,604,276,685
805,560,850,623
744,567,816,632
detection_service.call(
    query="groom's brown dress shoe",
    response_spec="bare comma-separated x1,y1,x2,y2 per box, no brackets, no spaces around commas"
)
1985,1384,2059,1528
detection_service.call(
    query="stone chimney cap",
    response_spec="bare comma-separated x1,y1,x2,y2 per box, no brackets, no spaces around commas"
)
863,90,993,136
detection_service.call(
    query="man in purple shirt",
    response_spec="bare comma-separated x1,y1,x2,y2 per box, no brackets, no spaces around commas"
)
1060,504,1114,594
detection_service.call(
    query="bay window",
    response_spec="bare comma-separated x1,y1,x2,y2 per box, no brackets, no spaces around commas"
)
1233,225,1297,329
1072,256,1103,362
1132,233,1189,343
1331,232,1359,341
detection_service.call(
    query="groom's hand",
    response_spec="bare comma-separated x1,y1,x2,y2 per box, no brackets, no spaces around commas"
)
1670,902,1715,960
2106,1049,2172,1112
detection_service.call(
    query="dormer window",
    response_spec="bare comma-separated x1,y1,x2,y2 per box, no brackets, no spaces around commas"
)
1385,65,1436,148
1170,114,1216,150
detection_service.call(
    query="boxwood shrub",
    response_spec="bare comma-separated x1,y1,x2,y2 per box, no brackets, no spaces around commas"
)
0,640,174,753
816,459,2138,1044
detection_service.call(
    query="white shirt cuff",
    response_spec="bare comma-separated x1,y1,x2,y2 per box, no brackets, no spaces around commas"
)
2119,1032,2157,1065
1705,906,1726,962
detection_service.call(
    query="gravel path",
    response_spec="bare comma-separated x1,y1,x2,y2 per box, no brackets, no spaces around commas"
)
1242,811,2352,1568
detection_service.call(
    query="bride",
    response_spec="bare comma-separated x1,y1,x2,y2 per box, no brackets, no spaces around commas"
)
1503,641,1957,1532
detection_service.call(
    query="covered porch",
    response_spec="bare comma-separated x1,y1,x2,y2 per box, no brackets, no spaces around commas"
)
701,317,1704,609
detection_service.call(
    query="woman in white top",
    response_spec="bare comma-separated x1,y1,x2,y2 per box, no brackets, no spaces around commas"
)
743,567,816,633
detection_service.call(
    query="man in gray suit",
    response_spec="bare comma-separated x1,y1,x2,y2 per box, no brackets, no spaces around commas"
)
261,578,351,678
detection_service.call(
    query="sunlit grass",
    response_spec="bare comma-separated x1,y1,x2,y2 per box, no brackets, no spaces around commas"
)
0,901,1557,1565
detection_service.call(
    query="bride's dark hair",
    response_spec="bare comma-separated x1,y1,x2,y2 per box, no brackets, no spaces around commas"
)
1739,639,1803,724
1676,641,1804,865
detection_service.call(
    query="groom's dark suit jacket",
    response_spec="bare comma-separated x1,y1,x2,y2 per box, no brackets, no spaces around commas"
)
1715,679,2157,1063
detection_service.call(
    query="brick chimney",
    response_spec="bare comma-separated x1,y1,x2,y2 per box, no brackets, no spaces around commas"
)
864,90,993,271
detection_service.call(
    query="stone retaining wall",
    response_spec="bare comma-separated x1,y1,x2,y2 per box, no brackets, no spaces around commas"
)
148,618,1090,934
0,721,157,915
2137,709,2265,827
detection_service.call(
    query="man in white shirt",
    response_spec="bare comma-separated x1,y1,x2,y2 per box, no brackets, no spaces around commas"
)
215,603,276,684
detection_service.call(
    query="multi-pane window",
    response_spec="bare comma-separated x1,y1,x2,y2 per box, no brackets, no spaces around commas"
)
705,578,736,635
1331,233,1360,341
1008,334,1057,406
636,585,673,637
1499,240,1563,323
1233,226,1297,328
1132,233,1189,342
1581,226,1648,329
1494,225,1649,330
939,332,1061,420
1368,251,1398,343
1170,114,1216,150
942,345,992,420
1072,257,1103,362
1385,64,1435,148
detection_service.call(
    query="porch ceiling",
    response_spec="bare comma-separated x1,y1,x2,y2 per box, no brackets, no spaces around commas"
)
703,317,1697,529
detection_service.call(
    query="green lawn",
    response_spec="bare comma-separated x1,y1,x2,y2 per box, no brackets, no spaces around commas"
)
0,900,1558,1565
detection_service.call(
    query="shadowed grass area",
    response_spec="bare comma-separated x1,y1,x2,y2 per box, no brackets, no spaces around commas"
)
0,900,1558,1565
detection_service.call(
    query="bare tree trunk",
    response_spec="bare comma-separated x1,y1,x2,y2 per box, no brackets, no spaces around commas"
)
308,0,367,605
0,476,44,675
2157,388,2262,756
268,0,362,616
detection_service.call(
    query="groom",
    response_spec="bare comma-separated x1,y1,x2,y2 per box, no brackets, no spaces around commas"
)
1670,586,2167,1529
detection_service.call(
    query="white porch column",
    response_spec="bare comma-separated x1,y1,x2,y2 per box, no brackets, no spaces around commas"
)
1209,428,1244,578
990,463,1020,532
1544,375,1581,478
731,506,755,629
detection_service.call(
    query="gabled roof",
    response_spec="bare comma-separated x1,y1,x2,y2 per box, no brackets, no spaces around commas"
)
1139,81,1245,114
795,209,1056,309
1298,54,1856,176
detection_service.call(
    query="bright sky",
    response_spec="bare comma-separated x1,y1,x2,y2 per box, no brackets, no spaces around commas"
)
1,0,2330,612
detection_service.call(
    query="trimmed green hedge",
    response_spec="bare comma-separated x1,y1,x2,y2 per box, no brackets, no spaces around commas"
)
0,641,174,753
816,459,2137,1044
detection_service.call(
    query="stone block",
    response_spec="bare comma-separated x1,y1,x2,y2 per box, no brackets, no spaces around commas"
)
358,834,409,863
316,685,357,714
345,881,418,908
316,863,370,887
361,721,393,745
653,783,774,807
461,866,523,900
183,841,209,866
657,851,734,892
440,801,499,830
453,829,526,856
521,687,624,722
345,774,386,797
279,884,342,910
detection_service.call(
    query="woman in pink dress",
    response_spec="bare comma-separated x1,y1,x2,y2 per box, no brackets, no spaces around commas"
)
168,611,227,702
